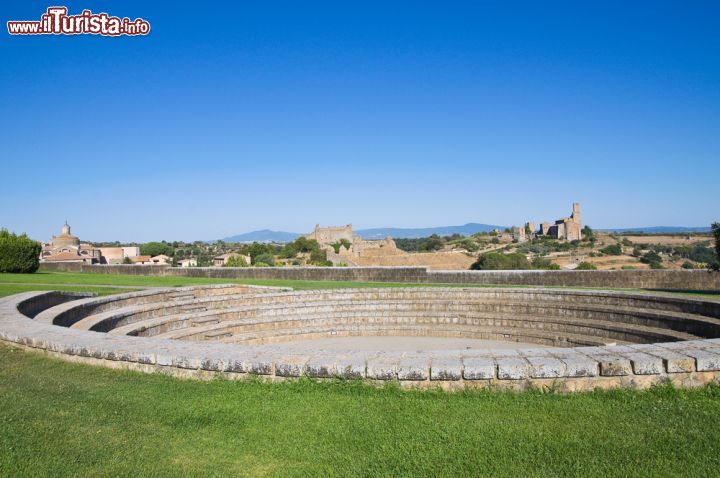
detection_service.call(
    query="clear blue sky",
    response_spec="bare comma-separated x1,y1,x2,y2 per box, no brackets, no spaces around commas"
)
2,1,719,242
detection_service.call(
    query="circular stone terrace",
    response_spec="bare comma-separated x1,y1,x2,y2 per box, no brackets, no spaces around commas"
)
2,284,720,391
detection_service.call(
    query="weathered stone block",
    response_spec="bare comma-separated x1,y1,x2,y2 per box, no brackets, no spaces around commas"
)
366,357,397,380
681,349,720,372
397,358,428,381
304,359,335,378
594,355,632,376
249,358,273,375
275,358,307,377
462,357,495,380
526,356,566,378
559,355,598,377
623,352,663,375
636,347,695,373
430,358,462,381
335,356,366,379
497,357,530,380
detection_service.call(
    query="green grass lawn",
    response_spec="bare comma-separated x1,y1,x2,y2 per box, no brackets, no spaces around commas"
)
0,271,545,297
1,271,486,291
0,344,719,477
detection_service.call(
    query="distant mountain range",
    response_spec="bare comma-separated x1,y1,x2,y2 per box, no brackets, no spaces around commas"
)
222,223,504,243
356,223,505,239
221,224,711,243
599,226,711,234
222,229,300,243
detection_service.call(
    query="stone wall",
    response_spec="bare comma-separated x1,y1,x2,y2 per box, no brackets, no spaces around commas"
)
40,262,720,291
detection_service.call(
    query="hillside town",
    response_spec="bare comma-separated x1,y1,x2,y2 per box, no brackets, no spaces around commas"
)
35,204,718,272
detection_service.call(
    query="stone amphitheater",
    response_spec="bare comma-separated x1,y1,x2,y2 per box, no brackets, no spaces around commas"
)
2,281,720,391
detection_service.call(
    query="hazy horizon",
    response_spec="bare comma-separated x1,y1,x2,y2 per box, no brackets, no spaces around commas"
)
22,218,714,244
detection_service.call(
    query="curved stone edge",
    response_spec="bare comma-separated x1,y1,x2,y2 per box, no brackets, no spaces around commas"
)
33,283,292,325
2,291,720,392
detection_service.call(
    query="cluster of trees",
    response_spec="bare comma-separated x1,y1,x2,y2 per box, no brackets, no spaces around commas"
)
518,238,581,255
135,237,339,268
139,241,175,257
278,237,331,266
628,240,718,269
394,233,488,253
395,234,446,252
470,252,560,271
673,244,716,265
0,229,41,273
279,237,319,258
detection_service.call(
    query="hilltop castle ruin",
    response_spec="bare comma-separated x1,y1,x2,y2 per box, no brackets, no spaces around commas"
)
514,203,583,242
544,202,583,241
304,224,401,265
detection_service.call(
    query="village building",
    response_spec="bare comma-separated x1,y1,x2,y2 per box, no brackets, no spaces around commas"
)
40,222,101,263
150,254,171,265
40,223,145,264
98,246,141,264
129,255,153,265
178,258,197,268
213,252,250,267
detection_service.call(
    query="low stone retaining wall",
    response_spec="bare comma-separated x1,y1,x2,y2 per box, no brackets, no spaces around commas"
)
2,287,720,391
40,262,720,291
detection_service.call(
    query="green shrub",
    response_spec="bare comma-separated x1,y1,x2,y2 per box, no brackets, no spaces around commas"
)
530,256,560,270
640,250,662,269
456,238,479,252
518,239,578,255
253,253,275,266
224,255,248,267
0,229,41,273
309,248,332,266
470,252,529,270
575,262,597,270
329,239,352,254
600,244,622,256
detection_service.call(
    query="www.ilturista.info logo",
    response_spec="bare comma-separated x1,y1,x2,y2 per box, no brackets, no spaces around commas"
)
7,6,150,36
